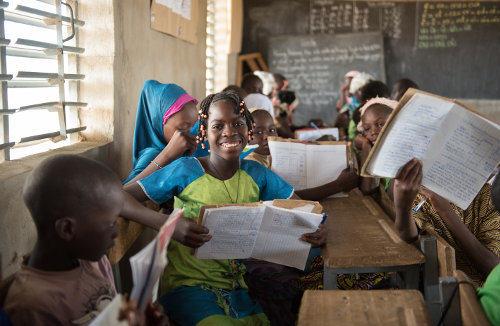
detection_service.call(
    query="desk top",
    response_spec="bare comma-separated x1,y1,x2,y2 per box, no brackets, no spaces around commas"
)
298,290,431,326
321,191,425,269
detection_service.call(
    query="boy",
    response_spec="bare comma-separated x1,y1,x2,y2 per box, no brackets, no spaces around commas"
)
4,155,123,324
241,73,274,118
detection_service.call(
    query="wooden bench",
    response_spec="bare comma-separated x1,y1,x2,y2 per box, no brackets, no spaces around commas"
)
454,270,490,326
298,290,431,326
321,190,425,289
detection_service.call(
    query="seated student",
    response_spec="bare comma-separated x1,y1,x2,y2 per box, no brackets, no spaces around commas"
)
254,71,275,97
247,109,359,199
124,91,325,326
223,84,247,100
393,160,500,287
272,90,299,138
241,73,275,119
391,78,419,101
124,80,199,184
478,175,500,325
3,155,122,324
356,98,398,195
345,72,374,140
334,71,359,139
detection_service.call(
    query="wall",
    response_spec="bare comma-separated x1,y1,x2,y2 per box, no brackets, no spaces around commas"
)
0,0,207,278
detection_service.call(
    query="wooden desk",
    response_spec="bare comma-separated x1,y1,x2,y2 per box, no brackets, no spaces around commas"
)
298,290,431,326
321,191,425,289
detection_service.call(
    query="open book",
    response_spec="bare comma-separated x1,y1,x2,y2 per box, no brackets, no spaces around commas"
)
195,201,323,270
361,89,500,210
129,209,182,311
295,128,340,141
268,137,348,190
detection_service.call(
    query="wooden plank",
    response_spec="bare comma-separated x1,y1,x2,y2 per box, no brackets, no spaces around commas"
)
298,290,431,326
425,229,456,277
321,192,425,269
454,271,490,326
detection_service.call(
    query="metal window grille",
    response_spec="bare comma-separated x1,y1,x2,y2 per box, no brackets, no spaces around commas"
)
0,0,86,162
205,0,215,95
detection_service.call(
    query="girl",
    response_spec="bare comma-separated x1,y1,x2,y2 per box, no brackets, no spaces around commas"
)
124,80,199,184
124,91,325,325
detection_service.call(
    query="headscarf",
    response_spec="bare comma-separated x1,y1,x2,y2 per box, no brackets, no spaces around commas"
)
244,93,274,118
125,80,197,182
349,72,374,94
357,97,398,132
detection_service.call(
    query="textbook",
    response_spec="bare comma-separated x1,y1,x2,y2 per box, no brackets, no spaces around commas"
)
129,209,182,311
361,89,500,210
268,137,348,190
295,127,340,141
195,201,323,270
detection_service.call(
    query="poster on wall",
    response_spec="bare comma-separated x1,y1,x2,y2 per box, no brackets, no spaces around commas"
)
151,0,198,44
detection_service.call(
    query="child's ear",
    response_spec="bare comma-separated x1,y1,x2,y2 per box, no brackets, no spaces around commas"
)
54,217,77,241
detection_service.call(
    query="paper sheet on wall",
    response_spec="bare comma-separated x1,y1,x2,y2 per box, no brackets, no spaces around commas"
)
365,92,500,210
195,203,322,270
269,140,347,190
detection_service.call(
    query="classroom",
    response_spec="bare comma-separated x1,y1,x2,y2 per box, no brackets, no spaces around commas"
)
0,0,499,325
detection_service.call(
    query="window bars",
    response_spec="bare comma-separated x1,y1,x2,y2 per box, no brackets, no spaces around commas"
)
205,0,215,95
0,0,86,161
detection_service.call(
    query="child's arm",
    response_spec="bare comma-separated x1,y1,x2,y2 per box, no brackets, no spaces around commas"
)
301,224,327,247
125,131,197,185
295,168,358,201
358,137,379,195
122,185,212,248
393,159,422,243
419,188,500,276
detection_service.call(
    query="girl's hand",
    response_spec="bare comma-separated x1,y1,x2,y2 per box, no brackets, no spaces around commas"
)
119,299,169,326
337,168,359,192
301,224,327,247
419,187,454,213
393,159,423,212
159,130,197,163
173,218,212,248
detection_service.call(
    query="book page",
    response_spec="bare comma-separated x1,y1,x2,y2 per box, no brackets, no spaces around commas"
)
306,144,346,188
195,206,265,259
423,105,500,209
252,206,323,270
296,128,340,141
269,141,308,189
369,93,454,177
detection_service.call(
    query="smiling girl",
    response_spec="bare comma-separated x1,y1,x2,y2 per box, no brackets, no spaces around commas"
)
124,90,324,325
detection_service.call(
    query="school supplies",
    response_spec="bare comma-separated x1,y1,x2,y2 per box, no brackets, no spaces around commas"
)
361,89,500,210
268,137,348,190
195,201,323,270
295,128,340,141
129,209,182,311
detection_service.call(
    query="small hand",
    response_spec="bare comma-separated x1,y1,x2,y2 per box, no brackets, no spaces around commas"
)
301,224,327,247
159,130,197,163
393,158,423,212
337,168,359,192
419,186,452,212
173,218,212,248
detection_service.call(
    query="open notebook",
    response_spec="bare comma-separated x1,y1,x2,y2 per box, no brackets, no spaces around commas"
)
268,137,348,191
361,89,500,210
195,201,323,270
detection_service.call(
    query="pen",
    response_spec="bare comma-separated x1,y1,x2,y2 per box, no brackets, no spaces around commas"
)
310,122,320,130
412,198,426,213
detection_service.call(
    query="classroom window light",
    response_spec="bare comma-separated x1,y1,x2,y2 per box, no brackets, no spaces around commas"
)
0,0,87,162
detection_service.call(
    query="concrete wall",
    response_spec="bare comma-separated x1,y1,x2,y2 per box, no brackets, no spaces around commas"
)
0,0,207,278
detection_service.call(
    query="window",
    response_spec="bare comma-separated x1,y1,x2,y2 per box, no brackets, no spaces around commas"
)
0,0,86,162
205,0,215,95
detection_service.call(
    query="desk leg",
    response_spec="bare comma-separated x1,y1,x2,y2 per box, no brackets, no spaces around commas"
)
403,267,420,289
323,268,338,289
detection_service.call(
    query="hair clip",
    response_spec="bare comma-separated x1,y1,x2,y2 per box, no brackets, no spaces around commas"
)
201,143,206,149
240,101,245,107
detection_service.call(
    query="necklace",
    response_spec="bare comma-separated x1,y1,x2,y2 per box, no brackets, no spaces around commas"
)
208,159,241,203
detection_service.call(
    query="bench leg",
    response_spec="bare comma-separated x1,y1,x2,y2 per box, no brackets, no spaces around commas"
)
323,268,338,290
403,267,420,289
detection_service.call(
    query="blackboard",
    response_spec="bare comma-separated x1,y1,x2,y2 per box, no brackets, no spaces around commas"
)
243,1,500,100
268,32,385,125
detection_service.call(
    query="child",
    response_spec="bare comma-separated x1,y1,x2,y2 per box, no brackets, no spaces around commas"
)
356,98,398,195
391,78,419,101
247,109,358,202
3,155,121,324
271,90,298,138
393,160,500,287
241,73,274,119
124,80,199,184
124,90,325,325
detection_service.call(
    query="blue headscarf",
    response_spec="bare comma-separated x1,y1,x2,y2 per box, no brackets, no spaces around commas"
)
124,80,196,183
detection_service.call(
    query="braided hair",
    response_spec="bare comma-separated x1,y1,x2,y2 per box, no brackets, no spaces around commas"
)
196,90,254,149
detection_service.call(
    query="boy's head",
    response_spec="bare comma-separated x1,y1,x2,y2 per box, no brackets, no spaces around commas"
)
222,85,247,100
273,73,288,91
360,98,397,145
23,155,122,261
250,109,276,156
241,74,264,95
391,78,419,101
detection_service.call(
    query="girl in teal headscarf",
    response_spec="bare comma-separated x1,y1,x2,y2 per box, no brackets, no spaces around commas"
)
124,80,200,184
